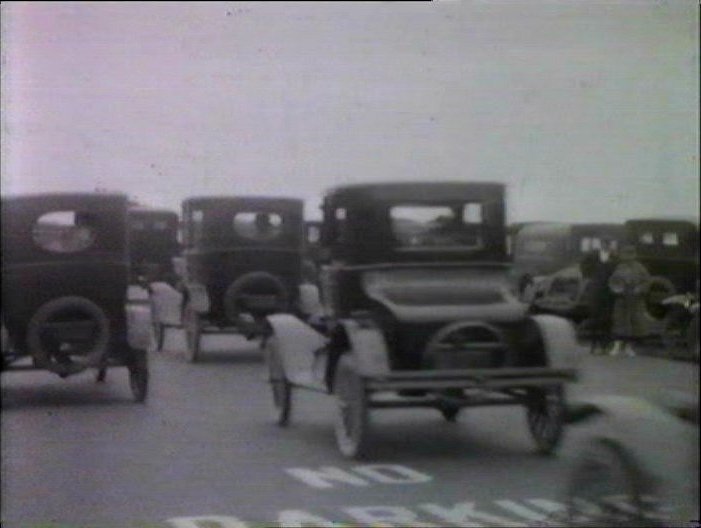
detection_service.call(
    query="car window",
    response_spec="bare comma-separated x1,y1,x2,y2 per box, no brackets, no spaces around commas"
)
306,225,320,244
662,231,679,246
191,209,205,244
33,210,97,253
233,212,283,241
639,232,655,245
390,204,483,249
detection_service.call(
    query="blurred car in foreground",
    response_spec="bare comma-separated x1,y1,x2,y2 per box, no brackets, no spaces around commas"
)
562,394,699,527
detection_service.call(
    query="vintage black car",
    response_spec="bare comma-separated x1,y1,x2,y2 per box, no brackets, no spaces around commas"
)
176,196,305,362
512,222,625,299
128,206,180,284
1,193,150,401
625,218,699,301
264,182,579,459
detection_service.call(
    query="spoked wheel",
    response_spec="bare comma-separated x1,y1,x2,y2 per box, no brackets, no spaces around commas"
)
128,350,149,403
183,303,201,363
265,336,291,426
566,440,660,527
526,385,565,455
334,355,370,459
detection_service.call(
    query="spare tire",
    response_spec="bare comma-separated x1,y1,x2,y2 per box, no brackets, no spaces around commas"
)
26,296,111,377
644,276,676,320
223,272,290,323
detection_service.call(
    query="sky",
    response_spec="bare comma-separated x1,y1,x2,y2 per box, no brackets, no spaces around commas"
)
1,1,698,222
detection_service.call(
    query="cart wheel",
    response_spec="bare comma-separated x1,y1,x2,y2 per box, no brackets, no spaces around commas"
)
128,350,149,403
565,440,658,527
183,303,201,363
265,336,291,426
334,355,370,459
526,385,565,455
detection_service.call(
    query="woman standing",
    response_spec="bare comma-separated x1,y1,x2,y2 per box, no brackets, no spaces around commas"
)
608,245,651,357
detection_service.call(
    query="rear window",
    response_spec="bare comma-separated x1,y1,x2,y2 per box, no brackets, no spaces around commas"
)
233,212,283,241
33,211,97,253
390,204,483,249
662,232,679,246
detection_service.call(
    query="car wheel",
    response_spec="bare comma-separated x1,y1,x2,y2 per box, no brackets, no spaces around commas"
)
183,302,201,363
265,336,291,426
644,277,676,320
661,307,688,353
26,296,111,377
526,385,565,455
128,349,149,403
565,440,658,527
334,355,370,459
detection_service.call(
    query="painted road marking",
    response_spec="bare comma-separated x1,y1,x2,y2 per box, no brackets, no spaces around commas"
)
166,497,567,527
284,464,433,489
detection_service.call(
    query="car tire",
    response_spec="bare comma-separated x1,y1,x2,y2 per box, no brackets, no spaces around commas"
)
223,272,290,323
334,355,371,459
526,385,565,455
27,296,111,377
661,306,689,353
644,277,676,320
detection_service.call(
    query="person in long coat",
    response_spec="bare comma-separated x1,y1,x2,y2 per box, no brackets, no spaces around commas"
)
608,244,651,357
580,237,619,353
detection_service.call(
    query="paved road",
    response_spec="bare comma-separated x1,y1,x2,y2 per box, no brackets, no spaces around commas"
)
2,324,698,528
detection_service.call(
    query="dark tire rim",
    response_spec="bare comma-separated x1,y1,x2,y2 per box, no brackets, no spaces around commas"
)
334,356,369,459
527,385,565,455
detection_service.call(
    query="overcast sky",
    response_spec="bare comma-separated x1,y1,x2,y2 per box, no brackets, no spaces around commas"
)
1,1,698,222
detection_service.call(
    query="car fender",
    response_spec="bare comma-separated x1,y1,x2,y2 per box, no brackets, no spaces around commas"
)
530,314,581,369
126,303,153,351
266,313,327,388
338,318,391,377
566,395,699,515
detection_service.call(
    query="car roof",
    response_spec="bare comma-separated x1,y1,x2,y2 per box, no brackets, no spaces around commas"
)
181,196,304,209
625,217,699,228
2,192,127,203
323,181,505,204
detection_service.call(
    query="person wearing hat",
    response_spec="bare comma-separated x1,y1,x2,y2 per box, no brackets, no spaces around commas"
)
580,236,619,354
608,244,651,357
